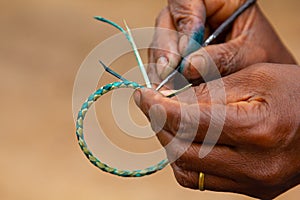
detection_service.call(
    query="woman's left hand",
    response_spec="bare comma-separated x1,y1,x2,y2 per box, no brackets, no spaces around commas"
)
134,63,300,199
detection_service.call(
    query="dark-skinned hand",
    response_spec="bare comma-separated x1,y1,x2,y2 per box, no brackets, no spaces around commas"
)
148,0,296,84
134,63,300,199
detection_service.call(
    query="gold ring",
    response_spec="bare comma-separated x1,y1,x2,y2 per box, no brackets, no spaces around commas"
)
199,172,205,191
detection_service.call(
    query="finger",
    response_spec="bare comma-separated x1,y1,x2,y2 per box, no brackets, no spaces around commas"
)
192,68,271,145
181,3,284,81
134,74,267,145
147,57,175,89
156,130,241,175
170,164,272,199
157,131,256,195
180,36,247,81
193,65,271,104
158,131,276,197
168,0,206,54
150,7,181,80
133,88,234,144
204,0,249,28
170,164,243,192
197,173,242,192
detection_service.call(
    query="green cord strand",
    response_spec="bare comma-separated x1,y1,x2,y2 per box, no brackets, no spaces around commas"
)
94,16,152,88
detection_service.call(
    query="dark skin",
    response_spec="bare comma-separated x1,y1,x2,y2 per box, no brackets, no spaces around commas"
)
148,0,296,84
135,63,300,199
134,0,300,199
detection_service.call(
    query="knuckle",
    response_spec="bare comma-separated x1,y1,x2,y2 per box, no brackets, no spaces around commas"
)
174,157,186,169
166,140,187,162
255,129,280,148
172,164,196,189
245,120,282,148
249,158,285,187
225,104,282,148
174,145,198,169
217,45,239,75
174,15,198,33
168,2,201,29
155,7,169,27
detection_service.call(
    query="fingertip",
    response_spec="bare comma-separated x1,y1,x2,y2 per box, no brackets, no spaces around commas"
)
156,55,180,80
133,89,142,108
182,54,207,80
135,88,163,104
157,56,169,67
156,56,169,79
178,34,189,55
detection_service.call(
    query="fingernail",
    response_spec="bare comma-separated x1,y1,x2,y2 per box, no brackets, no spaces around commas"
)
186,55,207,78
156,56,169,79
178,35,189,55
133,89,141,107
157,56,168,67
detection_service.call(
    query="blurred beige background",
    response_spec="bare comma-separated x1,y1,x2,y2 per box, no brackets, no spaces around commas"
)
0,0,299,200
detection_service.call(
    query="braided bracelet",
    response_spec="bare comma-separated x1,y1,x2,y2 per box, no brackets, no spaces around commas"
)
75,81,169,177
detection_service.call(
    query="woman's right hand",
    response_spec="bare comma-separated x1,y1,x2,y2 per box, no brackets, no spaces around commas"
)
148,0,296,84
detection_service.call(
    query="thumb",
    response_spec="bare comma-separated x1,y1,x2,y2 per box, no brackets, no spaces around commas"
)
133,89,142,108
133,88,179,118
181,37,245,82
133,89,163,116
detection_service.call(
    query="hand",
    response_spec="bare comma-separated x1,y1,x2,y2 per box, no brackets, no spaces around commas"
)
134,63,300,199
148,0,296,84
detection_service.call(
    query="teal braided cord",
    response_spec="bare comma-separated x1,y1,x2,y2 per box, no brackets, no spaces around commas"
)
76,81,169,177
94,17,151,88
